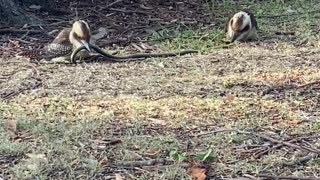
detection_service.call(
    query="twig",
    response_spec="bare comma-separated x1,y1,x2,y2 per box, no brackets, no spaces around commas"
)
114,158,168,167
257,174,320,180
248,132,320,154
298,81,320,88
0,46,16,53
194,129,320,154
133,167,151,174
20,31,30,39
254,139,297,158
105,0,125,9
0,28,43,34
297,134,320,140
1,81,42,100
89,139,122,146
192,129,236,137
145,163,190,170
243,174,259,180
300,116,320,123
12,38,36,44
26,63,40,77
284,153,318,166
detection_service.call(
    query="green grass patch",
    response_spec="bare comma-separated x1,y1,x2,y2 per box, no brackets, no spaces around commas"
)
148,29,226,52
149,0,320,52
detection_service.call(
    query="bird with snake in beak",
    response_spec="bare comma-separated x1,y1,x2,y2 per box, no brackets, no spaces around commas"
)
226,10,258,43
17,20,93,62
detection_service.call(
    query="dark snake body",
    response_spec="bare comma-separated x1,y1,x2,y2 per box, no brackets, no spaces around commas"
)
71,44,199,64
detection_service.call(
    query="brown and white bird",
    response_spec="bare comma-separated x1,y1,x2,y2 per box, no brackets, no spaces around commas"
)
17,20,92,61
226,10,258,43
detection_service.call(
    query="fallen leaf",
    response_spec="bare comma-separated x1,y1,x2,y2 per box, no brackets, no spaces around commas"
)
115,173,123,180
7,119,17,132
288,120,301,126
26,153,47,160
48,29,59,36
138,42,152,50
140,4,153,10
99,157,109,167
22,24,28,29
25,153,48,171
92,27,108,40
82,158,98,166
271,119,280,125
29,5,42,10
145,149,161,156
225,95,236,102
154,61,165,68
26,163,38,171
148,118,166,125
189,162,208,180
8,40,20,48
131,43,144,52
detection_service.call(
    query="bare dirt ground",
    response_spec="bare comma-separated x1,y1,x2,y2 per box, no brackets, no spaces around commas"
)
1,0,320,179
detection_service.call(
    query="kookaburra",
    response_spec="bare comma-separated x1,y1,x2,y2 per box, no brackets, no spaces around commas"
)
17,20,92,62
18,20,199,63
226,10,258,43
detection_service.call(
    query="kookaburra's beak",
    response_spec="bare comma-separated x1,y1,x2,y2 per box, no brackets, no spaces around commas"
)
81,40,92,52
230,33,239,43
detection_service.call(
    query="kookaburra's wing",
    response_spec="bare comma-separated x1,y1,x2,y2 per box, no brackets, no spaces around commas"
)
44,28,73,57
17,28,73,60
242,9,258,30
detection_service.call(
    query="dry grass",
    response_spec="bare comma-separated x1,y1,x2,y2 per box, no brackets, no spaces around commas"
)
1,0,320,179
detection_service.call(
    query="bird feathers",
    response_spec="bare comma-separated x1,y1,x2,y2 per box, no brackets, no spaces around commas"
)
17,20,92,61
226,10,258,43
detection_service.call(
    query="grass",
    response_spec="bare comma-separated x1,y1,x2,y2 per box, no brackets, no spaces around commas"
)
1,0,320,179
149,29,226,52
148,0,320,52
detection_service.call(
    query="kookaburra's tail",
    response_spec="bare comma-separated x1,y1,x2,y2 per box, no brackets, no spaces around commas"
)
16,44,74,60
16,49,45,59
226,9,258,43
